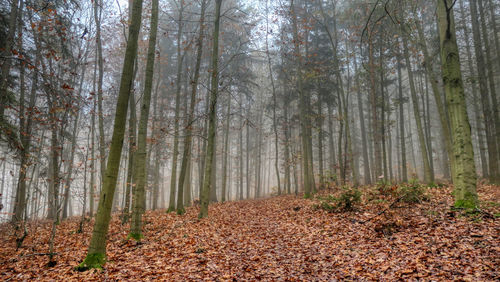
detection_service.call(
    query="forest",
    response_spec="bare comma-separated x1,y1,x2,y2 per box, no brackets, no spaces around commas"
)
0,0,499,280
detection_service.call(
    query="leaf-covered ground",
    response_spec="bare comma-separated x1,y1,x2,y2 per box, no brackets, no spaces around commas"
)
1,184,499,280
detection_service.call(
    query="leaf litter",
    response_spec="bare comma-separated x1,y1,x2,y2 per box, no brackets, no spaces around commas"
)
0,184,498,280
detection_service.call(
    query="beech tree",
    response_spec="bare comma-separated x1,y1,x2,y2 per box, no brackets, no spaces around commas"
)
436,0,478,209
77,0,144,270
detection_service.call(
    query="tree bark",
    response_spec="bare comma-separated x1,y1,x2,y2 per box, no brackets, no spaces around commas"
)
77,0,144,269
168,3,186,212
401,30,434,183
459,0,488,178
469,0,500,183
129,0,158,241
198,0,222,218
437,0,478,209
94,0,107,182
177,0,207,212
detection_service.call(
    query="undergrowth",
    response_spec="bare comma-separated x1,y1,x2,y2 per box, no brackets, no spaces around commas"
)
314,186,361,212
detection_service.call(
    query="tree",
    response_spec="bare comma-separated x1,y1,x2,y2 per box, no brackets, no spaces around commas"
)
469,0,499,184
76,0,144,270
177,0,207,215
199,0,223,219
129,0,159,241
167,0,186,213
436,0,478,209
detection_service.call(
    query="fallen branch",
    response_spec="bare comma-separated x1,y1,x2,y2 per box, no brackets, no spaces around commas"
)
21,252,58,258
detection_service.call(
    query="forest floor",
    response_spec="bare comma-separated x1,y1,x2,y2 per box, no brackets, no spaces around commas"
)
0,184,499,281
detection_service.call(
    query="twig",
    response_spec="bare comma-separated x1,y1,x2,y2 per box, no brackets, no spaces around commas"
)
21,252,58,257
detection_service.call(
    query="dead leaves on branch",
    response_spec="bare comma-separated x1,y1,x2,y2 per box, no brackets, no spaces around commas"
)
0,184,499,280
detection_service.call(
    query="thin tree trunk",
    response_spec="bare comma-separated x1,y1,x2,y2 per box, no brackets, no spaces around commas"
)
221,97,231,202
62,112,80,219
246,114,250,199
283,91,292,193
415,15,453,180
291,0,313,197
317,94,324,188
379,39,388,181
168,4,186,212
401,31,434,183
0,0,19,121
94,0,107,182
478,0,500,183
469,0,500,183
121,92,136,223
239,94,244,199
353,51,370,184
177,0,207,213
13,4,36,222
265,0,281,195
198,0,222,218
459,0,488,178
129,0,158,240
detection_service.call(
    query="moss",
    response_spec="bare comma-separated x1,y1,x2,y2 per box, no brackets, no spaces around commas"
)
303,193,312,199
75,253,106,271
454,198,478,210
166,207,175,213
127,232,143,241
176,207,185,215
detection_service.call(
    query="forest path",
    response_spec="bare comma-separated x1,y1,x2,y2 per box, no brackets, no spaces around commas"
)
0,186,499,280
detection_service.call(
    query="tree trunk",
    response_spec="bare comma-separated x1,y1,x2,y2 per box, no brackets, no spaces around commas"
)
94,0,107,182
221,97,231,202
77,0,144,270
177,0,206,213
129,0,158,241
198,0,222,219
436,0,478,209
478,0,500,183
246,113,250,199
239,94,244,199
168,4,186,212
469,0,500,183
13,6,36,222
415,15,453,180
401,30,434,183
317,93,324,188
121,91,136,223
283,90,292,194
62,112,80,219
290,0,313,197
0,0,19,122
265,0,281,195
459,0,488,178
353,51,370,185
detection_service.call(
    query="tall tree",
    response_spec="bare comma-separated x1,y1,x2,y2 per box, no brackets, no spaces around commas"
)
265,0,281,195
129,0,159,241
400,23,434,183
177,0,207,214
0,0,20,147
77,0,144,270
93,0,107,181
168,1,186,212
199,0,223,218
436,0,478,209
290,0,314,197
469,0,500,183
